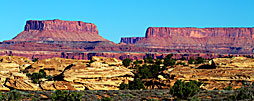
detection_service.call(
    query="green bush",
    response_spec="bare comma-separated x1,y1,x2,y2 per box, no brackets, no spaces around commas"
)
188,57,206,64
226,87,253,100
128,78,145,90
122,58,132,67
195,57,205,64
170,80,202,99
27,69,50,83
144,56,154,63
119,78,145,90
188,56,195,64
223,85,233,90
101,97,113,101
51,90,83,101
32,58,39,62
119,82,129,90
0,92,8,100
155,59,162,65
163,54,176,66
8,90,22,100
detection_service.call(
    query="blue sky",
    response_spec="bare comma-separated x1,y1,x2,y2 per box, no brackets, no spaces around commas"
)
0,0,253,43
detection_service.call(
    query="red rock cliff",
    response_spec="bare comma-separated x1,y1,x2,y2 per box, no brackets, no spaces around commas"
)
145,27,254,38
120,27,254,54
8,19,107,41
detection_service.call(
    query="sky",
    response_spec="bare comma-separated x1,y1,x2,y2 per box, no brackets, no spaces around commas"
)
0,0,253,43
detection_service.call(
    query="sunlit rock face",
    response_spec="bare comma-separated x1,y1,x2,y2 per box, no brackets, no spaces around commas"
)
7,19,108,42
121,27,254,54
0,56,134,91
160,56,254,90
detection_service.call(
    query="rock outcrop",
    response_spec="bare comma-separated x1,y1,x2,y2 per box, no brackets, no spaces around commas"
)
63,57,134,90
161,56,254,90
7,19,108,41
0,56,134,91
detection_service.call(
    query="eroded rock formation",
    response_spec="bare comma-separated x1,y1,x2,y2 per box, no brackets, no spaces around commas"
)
0,56,134,91
160,56,254,90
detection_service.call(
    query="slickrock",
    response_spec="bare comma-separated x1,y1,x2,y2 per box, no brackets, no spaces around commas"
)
91,56,122,66
0,55,134,91
63,56,134,90
0,55,32,70
162,56,254,90
7,19,108,42
0,56,31,91
5,79,41,91
25,57,84,76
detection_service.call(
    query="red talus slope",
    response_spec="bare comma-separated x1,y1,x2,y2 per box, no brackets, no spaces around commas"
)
8,19,107,41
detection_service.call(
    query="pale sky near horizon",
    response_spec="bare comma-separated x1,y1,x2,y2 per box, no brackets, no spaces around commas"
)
0,0,253,43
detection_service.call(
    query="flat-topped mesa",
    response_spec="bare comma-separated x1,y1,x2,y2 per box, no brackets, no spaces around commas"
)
24,19,98,33
145,27,254,38
8,19,107,42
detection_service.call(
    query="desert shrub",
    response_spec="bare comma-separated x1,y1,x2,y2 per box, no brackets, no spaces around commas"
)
27,69,50,83
163,54,176,66
122,58,132,67
119,82,129,90
226,87,253,100
195,57,205,64
137,64,163,79
0,92,8,100
101,97,113,101
8,90,22,100
223,85,233,90
119,78,145,90
188,57,206,64
155,59,162,65
136,64,152,79
144,56,154,63
170,80,202,99
32,58,39,62
188,56,195,64
128,78,145,90
51,90,82,101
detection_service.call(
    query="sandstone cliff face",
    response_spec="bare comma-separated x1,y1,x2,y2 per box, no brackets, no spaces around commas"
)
145,27,254,38
8,19,107,41
121,27,254,54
